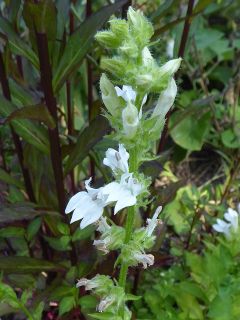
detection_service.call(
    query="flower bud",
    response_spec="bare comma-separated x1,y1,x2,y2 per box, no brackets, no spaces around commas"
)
142,47,155,67
100,57,125,78
152,78,177,119
127,7,153,48
136,73,153,87
95,30,121,49
109,18,129,41
100,73,121,116
159,58,182,77
122,102,139,138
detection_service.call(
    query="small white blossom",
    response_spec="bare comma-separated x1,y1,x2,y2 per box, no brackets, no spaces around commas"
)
103,144,129,174
100,74,121,116
133,252,154,269
152,78,177,119
97,296,114,312
122,102,140,138
146,206,162,237
96,217,111,234
102,173,143,214
213,219,231,238
65,178,108,229
213,205,240,239
115,85,136,102
93,239,110,254
224,207,239,232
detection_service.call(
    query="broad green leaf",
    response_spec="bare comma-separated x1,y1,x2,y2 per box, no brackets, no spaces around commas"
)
44,235,71,251
221,128,240,149
170,110,211,151
59,296,75,316
0,168,23,188
0,257,65,273
72,225,95,242
53,0,127,92
0,17,39,68
0,282,19,308
5,104,56,129
0,95,50,154
64,116,109,175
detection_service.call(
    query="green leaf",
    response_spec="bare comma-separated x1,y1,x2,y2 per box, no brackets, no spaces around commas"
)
0,168,24,188
44,235,71,251
170,110,211,151
89,313,121,320
64,116,109,174
221,128,240,149
0,282,19,309
53,0,127,92
5,104,56,129
0,95,50,154
72,225,95,242
27,217,42,241
0,17,39,68
0,257,65,273
59,296,75,316
0,226,25,238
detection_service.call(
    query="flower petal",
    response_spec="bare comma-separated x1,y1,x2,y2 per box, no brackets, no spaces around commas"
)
114,193,136,214
80,204,104,229
65,192,88,213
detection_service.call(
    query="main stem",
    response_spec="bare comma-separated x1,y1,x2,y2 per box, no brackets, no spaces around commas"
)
119,148,138,289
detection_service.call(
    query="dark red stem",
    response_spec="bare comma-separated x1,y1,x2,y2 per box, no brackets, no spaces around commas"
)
0,52,36,202
86,0,95,181
35,32,66,215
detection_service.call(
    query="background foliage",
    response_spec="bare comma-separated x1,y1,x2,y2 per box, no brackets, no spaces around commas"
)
0,0,239,319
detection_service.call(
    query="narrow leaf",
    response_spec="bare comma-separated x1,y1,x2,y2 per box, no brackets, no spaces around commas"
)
64,116,109,175
0,17,39,68
0,257,65,273
0,95,50,153
0,168,24,188
53,0,127,92
5,104,56,129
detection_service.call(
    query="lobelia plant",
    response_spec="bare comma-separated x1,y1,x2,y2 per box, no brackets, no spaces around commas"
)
65,7,181,319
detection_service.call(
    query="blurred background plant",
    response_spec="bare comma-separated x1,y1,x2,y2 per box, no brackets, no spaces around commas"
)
0,0,239,319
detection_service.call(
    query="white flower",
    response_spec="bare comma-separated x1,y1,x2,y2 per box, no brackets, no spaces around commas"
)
93,239,110,254
97,296,114,312
100,73,121,116
65,178,108,229
102,173,143,214
103,144,129,174
151,78,177,119
224,207,239,232
213,205,240,238
213,219,231,238
133,252,154,269
122,102,140,138
76,274,112,292
159,58,182,76
146,206,162,237
115,85,136,103
96,217,111,234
